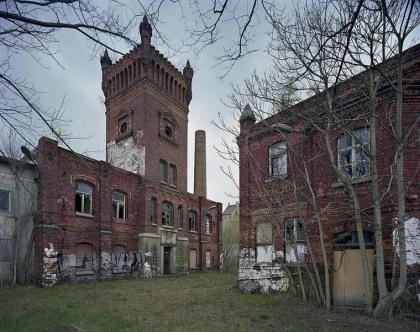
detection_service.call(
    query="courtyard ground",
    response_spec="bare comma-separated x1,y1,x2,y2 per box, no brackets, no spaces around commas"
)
0,272,417,332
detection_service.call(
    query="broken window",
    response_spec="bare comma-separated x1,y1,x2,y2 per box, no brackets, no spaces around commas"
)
149,197,157,224
285,218,305,263
256,222,273,263
169,164,177,187
75,182,92,215
178,205,183,229
112,191,126,220
162,202,173,226
338,128,370,179
75,243,94,272
269,142,287,177
205,214,212,234
189,249,197,269
0,189,11,212
160,160,168,183
188,210,197,231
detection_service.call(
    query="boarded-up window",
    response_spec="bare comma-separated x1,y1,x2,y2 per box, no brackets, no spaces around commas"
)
189,249,197,269
256,222,273,263
76,243,94,272
206,250,211,268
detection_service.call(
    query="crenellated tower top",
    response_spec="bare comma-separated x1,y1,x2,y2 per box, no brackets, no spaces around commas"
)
100,15,193,108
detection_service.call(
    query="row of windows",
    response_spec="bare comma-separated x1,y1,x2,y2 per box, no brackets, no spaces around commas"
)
268,127,370,179
75,182,127,220
159,160,177,186
148,198,212,233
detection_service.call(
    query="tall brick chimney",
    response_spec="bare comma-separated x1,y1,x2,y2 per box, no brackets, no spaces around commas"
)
194,130,206,198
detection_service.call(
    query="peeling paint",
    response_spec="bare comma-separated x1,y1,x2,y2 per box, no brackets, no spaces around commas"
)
42,243,58,287
394,217,420,266
107,130,145,175
238,248,288,293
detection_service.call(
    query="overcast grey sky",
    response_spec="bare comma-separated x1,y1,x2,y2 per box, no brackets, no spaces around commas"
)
7,1,280,207
4,0,419,208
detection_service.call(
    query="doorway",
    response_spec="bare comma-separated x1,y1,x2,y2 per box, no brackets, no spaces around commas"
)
163,247,171,275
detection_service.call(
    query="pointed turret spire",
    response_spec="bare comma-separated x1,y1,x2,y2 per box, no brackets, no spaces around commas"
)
239,104,256,124
140,15,152,46
100,49,112,68
183,60,193,79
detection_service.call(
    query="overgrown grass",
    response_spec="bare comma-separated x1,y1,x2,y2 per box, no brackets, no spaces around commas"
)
0,272,416,331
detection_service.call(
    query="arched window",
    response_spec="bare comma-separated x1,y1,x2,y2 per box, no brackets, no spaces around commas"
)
188,210,197,231
160,160,168,183
178,205,183,229
149,197,157,224
161,202,173,226
205,214,212,234
169,164,177,187
112,191,126,220
75,181,93,215
75,243,93,272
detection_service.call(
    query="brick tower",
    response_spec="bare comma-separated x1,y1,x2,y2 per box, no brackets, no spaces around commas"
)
101,15,193,192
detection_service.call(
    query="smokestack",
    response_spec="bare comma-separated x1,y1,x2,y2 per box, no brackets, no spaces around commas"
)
194,130,207,198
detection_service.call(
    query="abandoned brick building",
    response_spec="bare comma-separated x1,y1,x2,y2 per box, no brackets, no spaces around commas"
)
238,44,420,306
32,16,222,285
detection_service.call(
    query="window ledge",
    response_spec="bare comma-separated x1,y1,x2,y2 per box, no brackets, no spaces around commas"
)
205,233,212,236
162,225,174,229
151,223,157,227
75,270,94,276
332,175,371,188
178,227,183,231
76,212,94,218
114,218,126,223
265,175,288,183
189,230,197,234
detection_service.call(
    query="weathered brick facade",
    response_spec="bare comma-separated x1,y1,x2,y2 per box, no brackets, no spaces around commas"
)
238,44,420,299
33,16,222,285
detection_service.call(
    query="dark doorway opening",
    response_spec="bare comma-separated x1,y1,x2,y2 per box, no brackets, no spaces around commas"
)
163,247,171,275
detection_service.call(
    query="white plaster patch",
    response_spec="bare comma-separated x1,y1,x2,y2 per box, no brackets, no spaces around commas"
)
394,217,420,265
256,245,273,263
285,243,305,263
42,243,58,287
238,247,288,293
107,130,145,175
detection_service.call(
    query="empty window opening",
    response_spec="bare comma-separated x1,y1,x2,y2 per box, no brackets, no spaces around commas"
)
75,182,92,215
112,192,126,220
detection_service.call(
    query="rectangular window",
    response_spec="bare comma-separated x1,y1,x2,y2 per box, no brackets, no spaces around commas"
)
256,222,273,263
269,142,287,177
338,128,370,179
0,190,11,212
75,182,92,215
160,160,168,183
149,198,157,224
285,218,305,263
169,164,177,187
112,192,126,220
189,249,197,269
178,206,183,229
188,210,197,231
162,202,173,226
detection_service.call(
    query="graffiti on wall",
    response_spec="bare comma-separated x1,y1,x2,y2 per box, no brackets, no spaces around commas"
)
42,243,58,287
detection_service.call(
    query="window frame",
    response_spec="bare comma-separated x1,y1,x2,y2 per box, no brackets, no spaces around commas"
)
112,191,126,220
269,141,288,178
285,218,305,243
178,205,184,229
205,214,212,234
0,189,11,213
169,164,177,187
75,181,93,216
161,201,173,226
149,197,157,225
159,160,168,183
337,128,370,179
188,210,197,232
